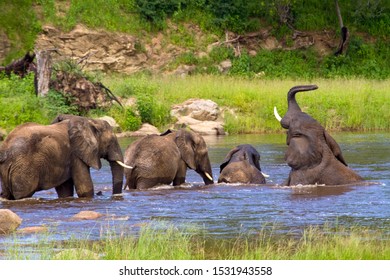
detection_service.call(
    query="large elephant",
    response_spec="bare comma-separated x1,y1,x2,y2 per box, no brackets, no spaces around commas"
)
274,85,363,186
218,144,266,184
0,114,131,200
124,129,213,190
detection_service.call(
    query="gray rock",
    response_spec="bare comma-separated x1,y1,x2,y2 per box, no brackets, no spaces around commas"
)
171,99,226,135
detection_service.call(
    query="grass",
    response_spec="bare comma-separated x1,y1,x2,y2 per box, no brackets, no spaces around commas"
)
102,74,390,134
1,74,389,134
4,222,390,260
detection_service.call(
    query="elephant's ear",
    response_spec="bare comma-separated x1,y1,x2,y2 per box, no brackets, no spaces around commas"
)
248,151,262,171
68,118,102,170
220,147,239,172
323,130,348,166
175,129,196,170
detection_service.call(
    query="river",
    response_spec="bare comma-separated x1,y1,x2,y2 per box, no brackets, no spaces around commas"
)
0,132,389,256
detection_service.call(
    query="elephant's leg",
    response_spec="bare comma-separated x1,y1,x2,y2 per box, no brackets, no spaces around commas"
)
172,161,187,186
72,158,94,198
55,179,74,198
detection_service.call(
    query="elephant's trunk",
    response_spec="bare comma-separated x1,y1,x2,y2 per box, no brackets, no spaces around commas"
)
287,85,318,112
274,85,318,129
109,160,123,195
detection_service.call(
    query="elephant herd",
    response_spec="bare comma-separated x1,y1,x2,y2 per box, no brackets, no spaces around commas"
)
0,85,363,200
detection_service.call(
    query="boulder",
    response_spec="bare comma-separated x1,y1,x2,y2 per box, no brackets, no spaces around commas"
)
171,99,226,135
0,209,22,234
71,211,103,220
17,226,48,234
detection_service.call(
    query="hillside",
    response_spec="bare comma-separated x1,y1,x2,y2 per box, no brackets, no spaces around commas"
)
1,0,390,79
1,1,390,136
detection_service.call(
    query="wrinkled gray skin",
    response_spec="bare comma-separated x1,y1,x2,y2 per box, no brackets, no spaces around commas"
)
0,114,124,200
275,85,363,186
218,144,266,184
124,129,213,190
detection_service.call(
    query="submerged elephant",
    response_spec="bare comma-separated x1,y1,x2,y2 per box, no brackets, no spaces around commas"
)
124,129,213,190
218,144,266,184
0,114,131,200
274,85,363,186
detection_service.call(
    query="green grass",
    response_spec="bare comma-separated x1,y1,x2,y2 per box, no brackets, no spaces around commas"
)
4,222,390,260
1,74,389,134
102,75,390,134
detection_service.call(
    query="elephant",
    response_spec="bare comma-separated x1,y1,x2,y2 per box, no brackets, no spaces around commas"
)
273,85,363,186
124,129,214,190
218,144,267,184
0,114,132,200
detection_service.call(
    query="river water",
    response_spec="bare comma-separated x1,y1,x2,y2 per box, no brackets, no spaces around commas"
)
1,132,389,254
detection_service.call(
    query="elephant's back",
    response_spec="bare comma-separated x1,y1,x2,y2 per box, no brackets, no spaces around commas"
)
124,135,180,176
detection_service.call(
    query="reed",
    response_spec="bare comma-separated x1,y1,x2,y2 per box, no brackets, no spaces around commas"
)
4,222,390,260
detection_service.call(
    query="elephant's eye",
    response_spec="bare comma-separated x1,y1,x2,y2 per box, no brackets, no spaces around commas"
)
292,132,303,138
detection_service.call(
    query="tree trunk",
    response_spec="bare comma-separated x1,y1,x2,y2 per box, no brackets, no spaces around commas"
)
36,50,52,97
334,0,349,56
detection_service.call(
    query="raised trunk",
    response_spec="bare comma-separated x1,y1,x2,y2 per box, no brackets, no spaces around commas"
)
287,85,318,112
280,85,318,129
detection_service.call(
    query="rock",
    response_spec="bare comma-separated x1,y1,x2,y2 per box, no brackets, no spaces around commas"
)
116,123,160,137
17,226,48,234
173,64,196,77
0,209,22,234
171,99,226,135
71,211,103,220
171,99,220,121
218,59,232,73
35,24,143,74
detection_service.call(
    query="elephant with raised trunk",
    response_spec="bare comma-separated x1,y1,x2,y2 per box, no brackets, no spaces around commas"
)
0,114,131,200
124,129,213,190
274,85,363,186
218,144,267,184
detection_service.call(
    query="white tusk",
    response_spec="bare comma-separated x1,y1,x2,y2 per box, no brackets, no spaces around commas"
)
205,172,213,181
274,106,282,122
116,160,133,169
261,172,270,178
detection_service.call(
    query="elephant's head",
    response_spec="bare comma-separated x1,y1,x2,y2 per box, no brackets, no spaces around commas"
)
218,144,266,184
52,114,131,194
220,144,262,172
273,85,363,185
173,129,214,185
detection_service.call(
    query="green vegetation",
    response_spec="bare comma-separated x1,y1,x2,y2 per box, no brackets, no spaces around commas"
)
1,0,390,78
102,75,390,134
4,222,390,260
0,1,389,134
1,74,389,134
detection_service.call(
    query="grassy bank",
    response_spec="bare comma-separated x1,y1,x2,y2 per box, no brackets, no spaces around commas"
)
102,75,390,134
4,223,390,260
1,74,389,134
